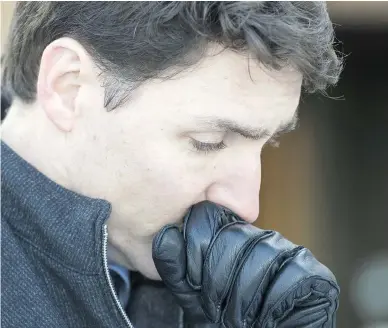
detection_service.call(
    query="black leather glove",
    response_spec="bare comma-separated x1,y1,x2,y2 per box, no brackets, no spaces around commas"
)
153,201,339,328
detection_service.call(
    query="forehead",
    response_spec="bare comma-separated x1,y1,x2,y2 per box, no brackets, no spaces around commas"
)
137,46,303,130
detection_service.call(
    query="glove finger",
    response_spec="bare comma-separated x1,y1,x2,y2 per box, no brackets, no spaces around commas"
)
220,230,298,328
200,223,280,323
256,248,340,328
183,201,242,289
153,224,189,290
152,224,210,322
276,300,334,328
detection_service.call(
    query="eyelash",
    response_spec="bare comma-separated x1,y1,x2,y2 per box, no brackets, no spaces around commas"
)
190,134,280,154
190,139,227,154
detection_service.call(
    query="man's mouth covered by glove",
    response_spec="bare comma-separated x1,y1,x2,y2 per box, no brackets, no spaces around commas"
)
153,201,339,328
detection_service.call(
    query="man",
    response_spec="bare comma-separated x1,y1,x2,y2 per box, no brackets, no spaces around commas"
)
1,2,342,328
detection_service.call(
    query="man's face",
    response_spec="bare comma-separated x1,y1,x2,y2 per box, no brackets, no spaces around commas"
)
66,47,302,280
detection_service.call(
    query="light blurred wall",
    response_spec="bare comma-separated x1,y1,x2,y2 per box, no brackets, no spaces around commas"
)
1,2,15,53
328,1,388,25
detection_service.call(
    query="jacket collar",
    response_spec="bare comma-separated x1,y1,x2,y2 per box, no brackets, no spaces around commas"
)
1,141,112,274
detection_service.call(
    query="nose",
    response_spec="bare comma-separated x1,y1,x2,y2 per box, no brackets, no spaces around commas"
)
206,160,261,223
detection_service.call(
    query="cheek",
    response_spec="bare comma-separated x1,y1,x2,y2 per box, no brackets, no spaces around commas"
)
143,156,203,197
132,148,211,219
125,131,205,186
102,118,212,209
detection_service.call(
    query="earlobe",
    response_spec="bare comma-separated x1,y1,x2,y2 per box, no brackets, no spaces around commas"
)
43,94,75,132
36,38,87,132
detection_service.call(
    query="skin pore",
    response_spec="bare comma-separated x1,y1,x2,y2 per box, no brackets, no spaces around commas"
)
1,39,302,280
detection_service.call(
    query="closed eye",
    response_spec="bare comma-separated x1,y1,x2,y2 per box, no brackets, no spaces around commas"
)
190,139,227,154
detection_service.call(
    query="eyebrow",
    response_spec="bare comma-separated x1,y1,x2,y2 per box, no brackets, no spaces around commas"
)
195,112,299,141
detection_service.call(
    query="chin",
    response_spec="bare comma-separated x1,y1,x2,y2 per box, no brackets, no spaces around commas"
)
139,264,162,281
131,248,163,281
126,237,164,281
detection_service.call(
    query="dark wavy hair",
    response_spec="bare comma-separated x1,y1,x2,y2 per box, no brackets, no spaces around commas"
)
2,1,342,110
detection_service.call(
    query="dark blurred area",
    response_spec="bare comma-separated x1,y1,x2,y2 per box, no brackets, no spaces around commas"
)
1,80,11,120
1,2,388,328
260,4,388,328
307,26,388,328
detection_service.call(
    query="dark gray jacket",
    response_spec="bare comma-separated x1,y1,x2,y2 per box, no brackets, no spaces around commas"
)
1,142,186,328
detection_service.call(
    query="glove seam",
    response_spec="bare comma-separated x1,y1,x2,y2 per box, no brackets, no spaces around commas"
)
202,221,250,302
222,230,277,327
251,245,306,327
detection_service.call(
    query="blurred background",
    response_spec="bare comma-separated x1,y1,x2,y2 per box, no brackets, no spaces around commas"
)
1,2,388,327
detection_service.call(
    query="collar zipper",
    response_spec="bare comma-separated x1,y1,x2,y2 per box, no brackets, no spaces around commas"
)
102,225,134,328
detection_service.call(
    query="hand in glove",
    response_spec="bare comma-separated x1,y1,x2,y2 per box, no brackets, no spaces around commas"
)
153,201,339,328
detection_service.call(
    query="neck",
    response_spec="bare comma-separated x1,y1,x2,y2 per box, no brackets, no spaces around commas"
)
1,99,73,191
107,242,136,271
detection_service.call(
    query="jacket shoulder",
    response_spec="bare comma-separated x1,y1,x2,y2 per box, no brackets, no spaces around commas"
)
1,217,69,328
